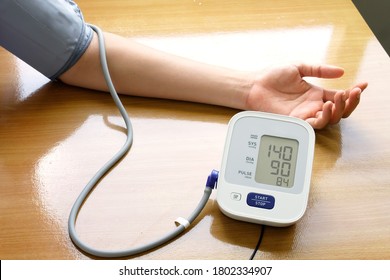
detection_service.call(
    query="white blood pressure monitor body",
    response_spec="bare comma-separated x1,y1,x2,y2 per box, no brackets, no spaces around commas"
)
217,111,315,227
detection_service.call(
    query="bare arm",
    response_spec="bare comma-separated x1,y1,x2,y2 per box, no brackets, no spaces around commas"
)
59,32,251,110
59,31,368,129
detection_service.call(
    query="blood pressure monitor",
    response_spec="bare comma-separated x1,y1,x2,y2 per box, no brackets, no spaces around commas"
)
217,111,315,226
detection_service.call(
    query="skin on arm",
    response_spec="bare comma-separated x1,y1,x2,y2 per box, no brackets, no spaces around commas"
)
59,32,251,110
59,31,368,129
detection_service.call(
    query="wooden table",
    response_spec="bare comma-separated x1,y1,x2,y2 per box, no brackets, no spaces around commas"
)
1,0,389,260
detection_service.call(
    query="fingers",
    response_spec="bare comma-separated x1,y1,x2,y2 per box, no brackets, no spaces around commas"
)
341,82,367,117
296,63,345,79
307,82,366,129
296,63,368,128
306,101,333,129
354,81,369,92
343,87,362,118
330,90,348,124
319,81,368,124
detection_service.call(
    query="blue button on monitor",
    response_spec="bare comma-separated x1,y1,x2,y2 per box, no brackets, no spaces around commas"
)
246,192,275,210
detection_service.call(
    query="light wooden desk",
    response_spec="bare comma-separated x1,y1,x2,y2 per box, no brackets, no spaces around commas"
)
1,0,389,260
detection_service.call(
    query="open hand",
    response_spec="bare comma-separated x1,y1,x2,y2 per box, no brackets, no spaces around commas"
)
246,64,368,129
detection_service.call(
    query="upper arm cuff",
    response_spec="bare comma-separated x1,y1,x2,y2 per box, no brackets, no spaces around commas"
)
0,0,93,80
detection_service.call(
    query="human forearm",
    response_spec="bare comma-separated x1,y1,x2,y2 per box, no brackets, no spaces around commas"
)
60,32,252,109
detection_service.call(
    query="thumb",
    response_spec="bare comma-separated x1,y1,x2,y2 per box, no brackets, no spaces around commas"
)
296,64,345,79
